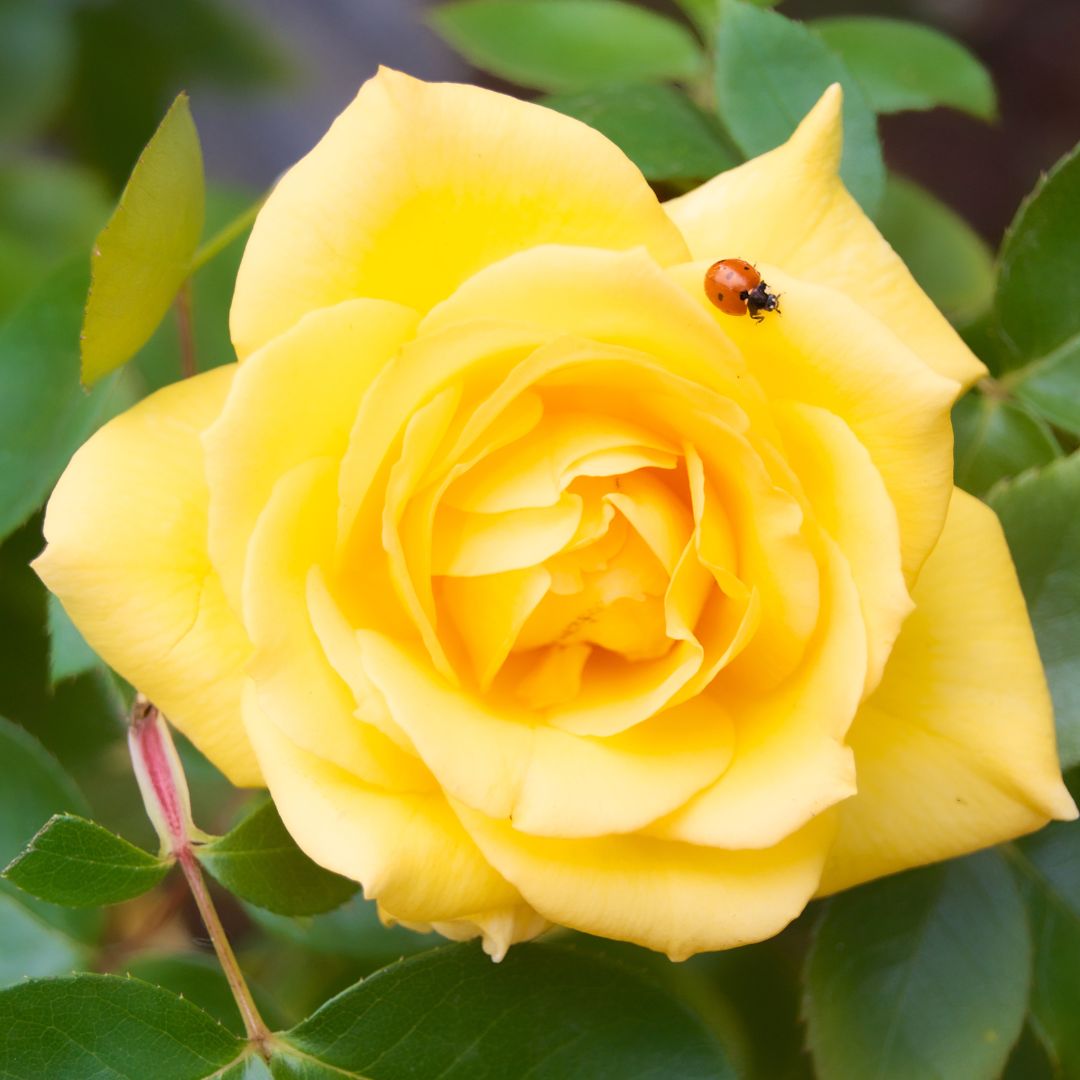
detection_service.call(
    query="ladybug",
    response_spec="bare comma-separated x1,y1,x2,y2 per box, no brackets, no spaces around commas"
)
704,258,781,322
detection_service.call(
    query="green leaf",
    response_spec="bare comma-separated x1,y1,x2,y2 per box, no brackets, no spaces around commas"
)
197,799,358,916
0,522,128,775
995,143,1080,433
543,84,739,183
0,0,74,140
81,92,205,385
804,852,1031,1080
272,942,735,1079
47,594,101,684
125,953,285,1037
3,813,170,907
132,186,259,395
246,892,435,967
989,454,1080,768
697,934,813,1080
1001,1025,1058,1080
675,0,779,35
0,974,248,1080
812,16,996,119
0,891,89,988
713,0,884,213
952,393,1061,497
1009,802,1080,1078
430,0,704,93
0,261,130,542
0,717,103,957
0,158,110,316
877,174,995,327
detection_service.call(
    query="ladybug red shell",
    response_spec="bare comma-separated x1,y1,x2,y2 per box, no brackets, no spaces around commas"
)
704,258,781,323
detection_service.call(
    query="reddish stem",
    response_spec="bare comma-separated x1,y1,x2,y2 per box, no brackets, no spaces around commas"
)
128,699,273,1052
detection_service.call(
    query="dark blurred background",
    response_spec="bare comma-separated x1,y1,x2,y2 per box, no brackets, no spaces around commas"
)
6,0,1080,247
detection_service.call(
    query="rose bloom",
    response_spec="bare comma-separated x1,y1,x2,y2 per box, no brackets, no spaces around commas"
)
38,70,1075,960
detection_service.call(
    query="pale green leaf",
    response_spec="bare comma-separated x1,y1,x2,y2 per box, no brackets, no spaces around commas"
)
81,92,205,384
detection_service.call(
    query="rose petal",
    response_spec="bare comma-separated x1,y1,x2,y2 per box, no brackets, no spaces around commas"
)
664,84,985,389
35,367,260,786
231,68,688,357
819,489,1077,894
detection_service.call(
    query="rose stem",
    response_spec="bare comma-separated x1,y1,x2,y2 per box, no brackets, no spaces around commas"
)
175,279,197,379
128,698,273,1054
188,198,263,275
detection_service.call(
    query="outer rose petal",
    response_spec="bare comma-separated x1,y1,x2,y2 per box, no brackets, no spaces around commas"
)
231,68,689,358
455,802,836,960
243,682,535,960
33,368,260,786
665,85,985,390
819,490,1078,894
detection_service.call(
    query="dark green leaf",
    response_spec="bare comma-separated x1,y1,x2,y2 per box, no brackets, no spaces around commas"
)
246,892,435,967
197,799,358,916
0,717,103,965
273,942,735,1079
0,713,91,865
804,852,1031,1080
543,84,739,182
877,174,995,327
713,0,884,213
430,0,704,93
47,594,101,684
696,934,813,1080
953,393,1061,497
0,974,248,1080
3,813,170,907
1010,350,1080,439
125,953,285,1037
0,891,89,988
81,92,205,384
989,454,1080,768
995,142,1080,433
1001,1025,1058,1080
0,261,131,542
0,521,128,771
1010,805,1080,1078
0,0,74,139
0,158,109,316
812,16,996,119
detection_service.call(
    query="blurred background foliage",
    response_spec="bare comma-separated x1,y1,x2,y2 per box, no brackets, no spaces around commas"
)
0,2,1078,1078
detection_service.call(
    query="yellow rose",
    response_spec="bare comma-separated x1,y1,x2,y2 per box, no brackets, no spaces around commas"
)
36,69,1075,961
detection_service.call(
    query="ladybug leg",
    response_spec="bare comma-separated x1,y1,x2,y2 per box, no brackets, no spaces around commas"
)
749,311,764,324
